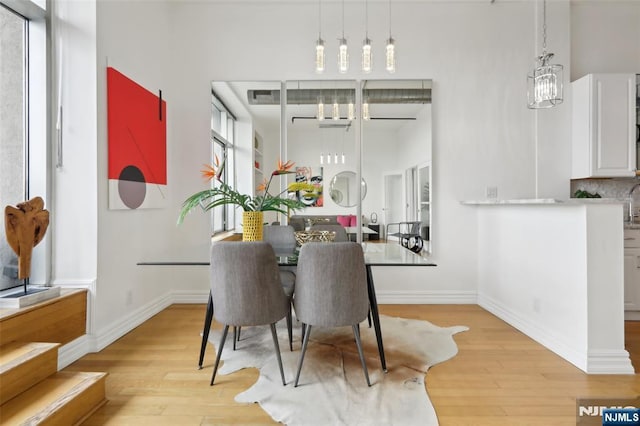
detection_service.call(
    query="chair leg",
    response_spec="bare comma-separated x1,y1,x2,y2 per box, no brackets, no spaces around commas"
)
294,324,312,387
210,325,229,386
237,326,242,342
367,309,372,328
353,324,371,387
270,323,287,386
286,305,293,351
232,326,237,351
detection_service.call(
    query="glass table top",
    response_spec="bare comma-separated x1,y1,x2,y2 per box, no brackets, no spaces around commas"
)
137,242,436,267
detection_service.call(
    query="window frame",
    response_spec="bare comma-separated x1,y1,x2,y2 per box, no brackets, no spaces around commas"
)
0,0,50,287
210,91,237,236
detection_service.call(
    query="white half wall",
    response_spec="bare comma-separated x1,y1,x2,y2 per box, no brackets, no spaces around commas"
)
475,202,633,374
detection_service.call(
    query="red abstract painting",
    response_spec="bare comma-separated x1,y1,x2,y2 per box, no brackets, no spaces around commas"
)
107,67,166,209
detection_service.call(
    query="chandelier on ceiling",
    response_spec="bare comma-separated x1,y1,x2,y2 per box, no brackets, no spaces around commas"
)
527,0,563,109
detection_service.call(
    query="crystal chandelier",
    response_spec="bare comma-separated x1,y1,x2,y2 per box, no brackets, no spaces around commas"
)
527,0,563,109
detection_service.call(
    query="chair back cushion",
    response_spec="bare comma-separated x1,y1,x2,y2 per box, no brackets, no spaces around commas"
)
294,242,368,327
210,242,289,326
264,225,296,253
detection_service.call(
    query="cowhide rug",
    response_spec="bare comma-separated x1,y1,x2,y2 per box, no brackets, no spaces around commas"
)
207,315,468,426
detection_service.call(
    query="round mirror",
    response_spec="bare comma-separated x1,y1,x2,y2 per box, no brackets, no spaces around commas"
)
329,171,367,207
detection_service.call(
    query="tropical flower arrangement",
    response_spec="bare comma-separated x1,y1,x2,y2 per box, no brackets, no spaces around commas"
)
177,157,314,224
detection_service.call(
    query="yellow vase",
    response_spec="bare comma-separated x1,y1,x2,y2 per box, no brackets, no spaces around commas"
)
242,211,264,241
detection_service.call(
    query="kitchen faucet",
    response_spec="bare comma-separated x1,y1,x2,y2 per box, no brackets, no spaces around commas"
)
629,182,640,223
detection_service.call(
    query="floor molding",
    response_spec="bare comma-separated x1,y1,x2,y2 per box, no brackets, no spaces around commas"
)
91,293,174,352
62,290,633,375
58,335,91,370
478,293,634,374
377,290,476,304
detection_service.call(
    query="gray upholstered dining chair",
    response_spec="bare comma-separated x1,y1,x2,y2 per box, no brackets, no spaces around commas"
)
209,241,289,386
309,223,349,242
264,225,297,252
292,242,371,387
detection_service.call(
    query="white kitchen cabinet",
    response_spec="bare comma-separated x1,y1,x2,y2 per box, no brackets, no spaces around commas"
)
624,229,640,311
572,73,636,179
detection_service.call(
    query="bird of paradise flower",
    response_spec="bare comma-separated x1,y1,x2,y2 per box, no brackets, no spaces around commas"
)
178,158,315,224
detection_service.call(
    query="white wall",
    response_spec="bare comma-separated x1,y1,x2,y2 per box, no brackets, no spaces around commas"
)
571,1,640,81
50,0,640,350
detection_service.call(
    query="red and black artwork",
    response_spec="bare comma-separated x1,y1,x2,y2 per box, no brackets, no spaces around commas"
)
107,67,167,209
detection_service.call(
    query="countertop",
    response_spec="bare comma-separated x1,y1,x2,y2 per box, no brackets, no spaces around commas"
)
461,198,640,229
461,198,628,206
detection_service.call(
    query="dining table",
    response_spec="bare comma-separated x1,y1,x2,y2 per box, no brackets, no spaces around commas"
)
137,242,436,373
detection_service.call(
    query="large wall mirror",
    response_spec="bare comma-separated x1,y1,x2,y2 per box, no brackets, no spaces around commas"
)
361,80,432,252
210,79,432,253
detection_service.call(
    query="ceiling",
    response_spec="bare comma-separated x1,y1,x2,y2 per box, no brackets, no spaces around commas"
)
217,80,431,132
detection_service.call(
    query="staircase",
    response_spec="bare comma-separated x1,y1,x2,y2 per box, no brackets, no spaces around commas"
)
0,289,107,425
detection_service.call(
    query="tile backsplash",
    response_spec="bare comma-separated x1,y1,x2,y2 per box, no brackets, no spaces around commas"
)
571,178,640,199
571,178,640,221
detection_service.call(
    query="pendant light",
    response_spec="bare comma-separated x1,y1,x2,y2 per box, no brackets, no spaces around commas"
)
527,0,563,109
362,0,372,73
332,98,340,120
315,0,325,73
338,0,349,73
385,0,396,73
362,100,370,121
317,97,325,121
347,101,355,121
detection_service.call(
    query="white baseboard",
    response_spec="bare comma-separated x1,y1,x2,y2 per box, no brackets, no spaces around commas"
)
587,350,635,374
171,290,209,304
68,289,633,375
478,293,634,375
58,335,91,370
625,311,640,321
377,290,477,304
90,293,174,352
59,289,475,367
50,279,95,288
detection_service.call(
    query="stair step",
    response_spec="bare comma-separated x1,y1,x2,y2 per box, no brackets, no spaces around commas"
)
0,342,60,405
0,371,108,425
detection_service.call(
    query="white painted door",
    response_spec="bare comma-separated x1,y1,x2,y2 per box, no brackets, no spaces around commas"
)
405,167,418,222
417,163,431,242
383,173,403,238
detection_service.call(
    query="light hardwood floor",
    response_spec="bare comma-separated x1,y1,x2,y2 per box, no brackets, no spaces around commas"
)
64,304,640,425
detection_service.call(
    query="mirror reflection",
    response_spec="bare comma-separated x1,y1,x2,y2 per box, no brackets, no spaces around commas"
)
362,80,432,253
285,80,358,213
210,79,432,253
330,171,367,207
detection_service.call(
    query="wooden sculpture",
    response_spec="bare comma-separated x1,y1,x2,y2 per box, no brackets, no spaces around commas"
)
4,197,49,279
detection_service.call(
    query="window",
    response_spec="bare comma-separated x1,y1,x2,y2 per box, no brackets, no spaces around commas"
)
211,92,236,234
0,5,27,291
0,1,47,291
